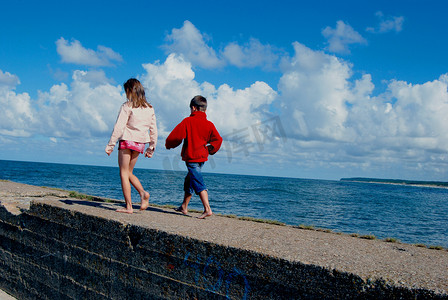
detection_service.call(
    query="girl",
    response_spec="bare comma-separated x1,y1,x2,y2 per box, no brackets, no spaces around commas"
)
105,78,157,214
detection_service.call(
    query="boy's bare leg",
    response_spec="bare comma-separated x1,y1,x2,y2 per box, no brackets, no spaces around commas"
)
198,190,213,219
176,192,191,215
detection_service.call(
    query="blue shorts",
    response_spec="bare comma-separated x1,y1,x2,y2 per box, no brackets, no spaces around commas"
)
184,162,207,195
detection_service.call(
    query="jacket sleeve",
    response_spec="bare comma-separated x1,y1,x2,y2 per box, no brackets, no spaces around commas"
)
207,123,223,154
165,120,186,149
148,109,158,149
105,103,130,152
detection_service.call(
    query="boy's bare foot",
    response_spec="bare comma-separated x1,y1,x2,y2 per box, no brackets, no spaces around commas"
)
140,191,150,211
175,206,188,215
198,211,213,219
116,208,133,214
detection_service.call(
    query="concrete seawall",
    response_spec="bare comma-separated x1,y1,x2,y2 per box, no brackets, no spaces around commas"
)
0,181,447,299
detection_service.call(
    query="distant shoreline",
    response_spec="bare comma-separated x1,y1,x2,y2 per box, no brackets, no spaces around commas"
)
340,177,448,189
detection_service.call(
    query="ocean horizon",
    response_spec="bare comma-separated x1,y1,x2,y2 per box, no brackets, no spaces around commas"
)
1,159,447,248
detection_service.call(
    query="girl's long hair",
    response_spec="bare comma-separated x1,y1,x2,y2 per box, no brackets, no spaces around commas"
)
123,78,152,108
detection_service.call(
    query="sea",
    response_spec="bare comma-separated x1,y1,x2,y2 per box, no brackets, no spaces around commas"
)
1,159,447,248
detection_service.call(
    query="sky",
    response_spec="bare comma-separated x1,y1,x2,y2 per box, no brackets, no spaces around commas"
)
1,0,448,181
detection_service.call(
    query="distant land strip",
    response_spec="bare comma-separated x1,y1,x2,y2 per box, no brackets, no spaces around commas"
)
340,177,448,188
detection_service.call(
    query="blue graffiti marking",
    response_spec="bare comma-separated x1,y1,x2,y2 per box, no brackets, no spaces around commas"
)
183,252,250,299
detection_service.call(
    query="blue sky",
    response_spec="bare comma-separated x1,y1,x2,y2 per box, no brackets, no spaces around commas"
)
1,0,448,181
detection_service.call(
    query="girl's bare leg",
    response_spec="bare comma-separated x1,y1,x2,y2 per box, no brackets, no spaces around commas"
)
128,150,150,211
198,190,213,219
117,150,149,213
117,149,134,213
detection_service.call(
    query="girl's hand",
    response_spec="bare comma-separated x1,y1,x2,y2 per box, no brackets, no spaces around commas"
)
145,146,155,158
105,148,113,156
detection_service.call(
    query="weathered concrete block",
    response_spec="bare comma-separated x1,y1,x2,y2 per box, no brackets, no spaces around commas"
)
0,219,23,243
29,202,129,241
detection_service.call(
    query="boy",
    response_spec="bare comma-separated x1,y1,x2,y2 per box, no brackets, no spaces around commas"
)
165,95,223,219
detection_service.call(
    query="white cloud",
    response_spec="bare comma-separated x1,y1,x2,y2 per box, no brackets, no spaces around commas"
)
222,38,280,69
346,75,448,151
384,77,448,143
0,69,127,161
322,20,367,54
140,54,201,135
0,72,35,137
56,37,123,66
140,53,276,137
138,53,278,172
0,70,20,90
336,75,448,180
47,64,69,81
72,69,114,87
205,80,277,137
366,12,404,34
36,70,123,138
354,77,448,169
163,21,282,70
163,21,224,69
273,41,448,178
279,42,354,141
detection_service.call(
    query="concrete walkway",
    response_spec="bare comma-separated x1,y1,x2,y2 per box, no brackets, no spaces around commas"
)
1,180,447,297
0,289,16,300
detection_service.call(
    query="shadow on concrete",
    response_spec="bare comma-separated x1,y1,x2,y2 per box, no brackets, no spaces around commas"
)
59,199,185,216
60,199,115,210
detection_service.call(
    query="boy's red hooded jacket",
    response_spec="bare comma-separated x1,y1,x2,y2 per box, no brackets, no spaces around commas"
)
165,111,223,162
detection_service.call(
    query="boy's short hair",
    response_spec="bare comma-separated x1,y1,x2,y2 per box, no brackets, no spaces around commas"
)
190,95,207,111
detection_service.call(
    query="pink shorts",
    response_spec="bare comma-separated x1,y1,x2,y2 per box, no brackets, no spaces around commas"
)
118,140,145,154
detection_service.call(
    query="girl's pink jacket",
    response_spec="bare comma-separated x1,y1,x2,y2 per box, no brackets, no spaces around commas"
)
105,102,158,153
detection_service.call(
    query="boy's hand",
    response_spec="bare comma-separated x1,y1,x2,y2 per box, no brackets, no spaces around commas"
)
207,144,215,155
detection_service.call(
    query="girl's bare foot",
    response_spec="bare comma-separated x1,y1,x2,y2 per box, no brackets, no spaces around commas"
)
140,191,150,211
175,206,188,215
116,208,133,214
198,211,213,219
